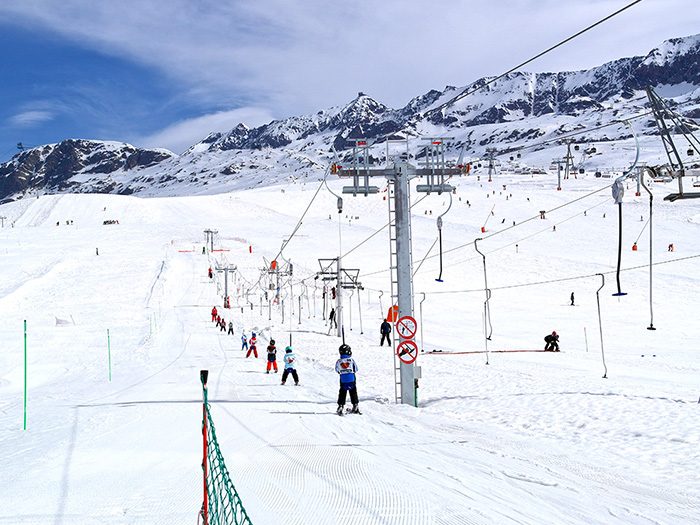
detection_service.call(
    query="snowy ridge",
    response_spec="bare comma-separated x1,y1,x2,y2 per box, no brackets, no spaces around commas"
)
1,34,700,202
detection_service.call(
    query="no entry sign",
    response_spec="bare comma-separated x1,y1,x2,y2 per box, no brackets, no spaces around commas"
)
395,315,417,339
396,340,419,364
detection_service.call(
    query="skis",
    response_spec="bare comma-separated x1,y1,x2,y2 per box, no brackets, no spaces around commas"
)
336,407,362,416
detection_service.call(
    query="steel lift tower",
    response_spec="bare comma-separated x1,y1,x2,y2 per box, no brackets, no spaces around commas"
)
336,138,467,406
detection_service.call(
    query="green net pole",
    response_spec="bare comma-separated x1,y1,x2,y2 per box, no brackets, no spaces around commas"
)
201,370,209,525
107,329,112,382
23,320,27,431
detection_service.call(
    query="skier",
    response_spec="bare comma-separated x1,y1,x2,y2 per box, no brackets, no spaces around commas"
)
335,344,360,414
281,346,299,385
250,332,257,348
380,318,391,346
219,318,226,332
211,306,218,322
266,339,278,373
570,292,575,306
216,314,221,326
228,321,234,335
328,307,337,328
208,267,213,279
246,338,258,358
241,333,248,351
544,331,560,352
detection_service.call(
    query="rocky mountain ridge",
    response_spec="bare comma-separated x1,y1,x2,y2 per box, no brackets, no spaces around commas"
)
2,33,699,202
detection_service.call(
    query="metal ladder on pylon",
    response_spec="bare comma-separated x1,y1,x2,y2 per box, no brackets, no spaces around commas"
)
387,178,401,404
387,177,414,404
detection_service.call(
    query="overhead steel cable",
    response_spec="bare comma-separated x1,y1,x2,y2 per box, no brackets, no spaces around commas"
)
423,0,645,119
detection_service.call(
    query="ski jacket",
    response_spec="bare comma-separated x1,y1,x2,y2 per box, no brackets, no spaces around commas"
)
241,334,247,343
267,345,277,360
228,322,233,329
212,307,217,316
283,352,297,369
335,354,358,384
380,321,391,334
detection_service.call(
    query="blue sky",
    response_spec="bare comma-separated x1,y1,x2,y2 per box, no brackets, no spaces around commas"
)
1,0,699,161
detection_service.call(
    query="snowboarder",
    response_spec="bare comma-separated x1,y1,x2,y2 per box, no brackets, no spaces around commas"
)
228,321,234,335
281,346,299,385
380,319,391,346
211,306,218,322
208,267,213,279
544,331,560,352
241,333,248,351
266,339,278,373
570,292,575,306
246,338,258,358
335,344,360,414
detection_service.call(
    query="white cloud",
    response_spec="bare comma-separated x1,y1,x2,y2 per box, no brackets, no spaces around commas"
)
1,0,699,125
136,107,275,154
8,109,54,127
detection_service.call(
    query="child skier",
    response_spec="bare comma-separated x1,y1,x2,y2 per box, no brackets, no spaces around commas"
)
228,321,234,335
219,318,226,332
266,339,278,373
241,333,248,351
335,344,360,414
246,338,258,358
281,346,299,385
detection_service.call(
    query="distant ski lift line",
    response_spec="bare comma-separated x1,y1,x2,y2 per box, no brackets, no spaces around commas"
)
423,0,645,118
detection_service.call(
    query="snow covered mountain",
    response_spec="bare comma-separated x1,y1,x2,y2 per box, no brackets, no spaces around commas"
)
2,34,700,202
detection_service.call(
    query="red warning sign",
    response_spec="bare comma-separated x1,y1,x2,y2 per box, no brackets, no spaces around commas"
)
395,315,417,340
396,340,418,364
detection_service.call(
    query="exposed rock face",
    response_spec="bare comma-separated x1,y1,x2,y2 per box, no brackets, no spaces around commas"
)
1,34,698,201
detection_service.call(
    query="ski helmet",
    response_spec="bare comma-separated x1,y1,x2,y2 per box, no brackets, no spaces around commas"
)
552,331,557,336
339,344,351,356
270,339,275,345
285,346,293,353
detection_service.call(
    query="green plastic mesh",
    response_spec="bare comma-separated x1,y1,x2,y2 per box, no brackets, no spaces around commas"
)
201,389,253,525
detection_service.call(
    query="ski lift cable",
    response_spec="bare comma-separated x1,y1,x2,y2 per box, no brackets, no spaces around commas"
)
634,218,650,245
423,0,644,119
359,183,614,282
416,253,700,296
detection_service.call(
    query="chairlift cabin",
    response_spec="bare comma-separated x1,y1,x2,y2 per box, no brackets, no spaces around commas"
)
574,145,580,151
517,153,521,158
579,168,585,174
688,148,695,156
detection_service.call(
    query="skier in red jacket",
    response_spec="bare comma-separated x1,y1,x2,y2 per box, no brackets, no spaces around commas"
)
211,306,218,322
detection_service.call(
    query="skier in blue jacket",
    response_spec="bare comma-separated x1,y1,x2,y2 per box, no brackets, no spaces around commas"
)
335,344,360,414
281,346,299,385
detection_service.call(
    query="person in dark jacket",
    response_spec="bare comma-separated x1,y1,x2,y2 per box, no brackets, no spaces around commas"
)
570,292,575,306
335,344,360,414
380,319,391,346
227,321,234,335
266,339,278,373
544,331,560,351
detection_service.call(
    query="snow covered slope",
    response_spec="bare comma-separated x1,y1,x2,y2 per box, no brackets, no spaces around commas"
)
0,166,698,523
2,34,700,202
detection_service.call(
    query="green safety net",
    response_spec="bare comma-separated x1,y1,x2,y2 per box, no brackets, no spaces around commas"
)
201,387,253,525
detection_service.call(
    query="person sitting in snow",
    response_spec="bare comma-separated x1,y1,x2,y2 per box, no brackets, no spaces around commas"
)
544,331,560,352
335,344,360,414
266,339,278,373
281,346,299,385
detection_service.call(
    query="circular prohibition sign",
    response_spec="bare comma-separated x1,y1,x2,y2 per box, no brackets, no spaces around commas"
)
396,339,419,364
395,315,418,339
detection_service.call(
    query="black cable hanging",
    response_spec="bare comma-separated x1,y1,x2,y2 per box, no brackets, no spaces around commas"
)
435,192,453,282
474,238,493,365
595,273,608,379
611,122,640,297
